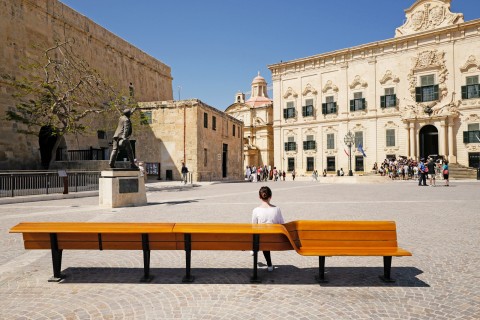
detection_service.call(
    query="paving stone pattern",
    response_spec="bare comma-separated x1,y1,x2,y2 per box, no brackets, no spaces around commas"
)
0,180,479,319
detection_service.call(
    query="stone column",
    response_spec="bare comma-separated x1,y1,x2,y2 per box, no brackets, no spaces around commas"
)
439,120,447,157
409,122,416,159
447,121,457,163
404,123,410,158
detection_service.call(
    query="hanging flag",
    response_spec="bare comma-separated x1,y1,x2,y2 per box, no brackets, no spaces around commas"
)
358,143,367,157
344,148,350,157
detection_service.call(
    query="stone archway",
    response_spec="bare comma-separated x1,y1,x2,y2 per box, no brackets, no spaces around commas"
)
419,125,438,159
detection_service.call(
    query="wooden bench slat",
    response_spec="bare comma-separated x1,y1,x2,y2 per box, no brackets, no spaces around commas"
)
296,231,398,241
173,223,286,234
285,221,397,231
24,241,50,249
10,222,176,233
297,247,412,256
298,240,399,248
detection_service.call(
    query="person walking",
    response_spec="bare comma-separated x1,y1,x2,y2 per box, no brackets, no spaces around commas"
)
442,160,449,186
282,170,286,181
251,186,285,272
292,169,296,181
181,162,189,184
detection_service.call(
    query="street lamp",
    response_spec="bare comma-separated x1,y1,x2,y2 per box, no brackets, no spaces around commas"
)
344,131,354,176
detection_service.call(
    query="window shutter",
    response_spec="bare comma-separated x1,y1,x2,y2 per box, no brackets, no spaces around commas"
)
415,87,422,102
362,98,366,110
312,141,316,149
350,99,354,111
333,102,337,113
284,142,288,150
303,141,307,149
293,143,297,151
283,109,287,119
302,106,306,117
433,84,439,101
463,131,468,143
380,96,386,108
392,94,397,106
322,103,327,115
461,86,467,99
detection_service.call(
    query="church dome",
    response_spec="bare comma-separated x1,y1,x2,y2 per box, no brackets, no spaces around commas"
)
252,72,267,85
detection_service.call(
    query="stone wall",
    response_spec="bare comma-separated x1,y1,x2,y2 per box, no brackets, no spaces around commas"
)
137,100,244,182
0,0,173,169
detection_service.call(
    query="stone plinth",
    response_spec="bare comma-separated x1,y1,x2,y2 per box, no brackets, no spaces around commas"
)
99,170,147,208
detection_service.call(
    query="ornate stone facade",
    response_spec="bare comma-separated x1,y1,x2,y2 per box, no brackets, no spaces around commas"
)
0,0,173,169
268,0,480,175
137,100,244,182
225,73,274,167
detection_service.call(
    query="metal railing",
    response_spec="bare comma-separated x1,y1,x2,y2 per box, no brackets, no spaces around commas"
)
0,171,100,198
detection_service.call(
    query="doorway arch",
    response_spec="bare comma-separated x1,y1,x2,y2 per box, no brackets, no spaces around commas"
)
419,125,438,159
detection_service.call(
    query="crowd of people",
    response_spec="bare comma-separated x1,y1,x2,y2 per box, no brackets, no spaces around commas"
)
373,157,449,186
245,165,287,182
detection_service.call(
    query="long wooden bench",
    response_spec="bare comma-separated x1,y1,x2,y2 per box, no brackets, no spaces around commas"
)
9,220,411,283
284,221,412,282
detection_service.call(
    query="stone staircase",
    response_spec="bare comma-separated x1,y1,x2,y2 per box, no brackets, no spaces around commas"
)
448,163,479,180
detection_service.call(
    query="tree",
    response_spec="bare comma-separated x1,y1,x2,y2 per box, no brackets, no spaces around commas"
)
2,39,124,169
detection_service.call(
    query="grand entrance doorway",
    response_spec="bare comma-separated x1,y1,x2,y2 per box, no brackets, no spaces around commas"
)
419,125,438,159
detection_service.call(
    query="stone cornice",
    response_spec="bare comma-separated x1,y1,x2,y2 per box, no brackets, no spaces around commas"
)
268,18,480,75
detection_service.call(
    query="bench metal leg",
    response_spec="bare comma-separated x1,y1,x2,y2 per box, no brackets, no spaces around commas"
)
182,233,194,282
250,234,261,283
48,233,65,282
140,234,153,282
379,256,395,283
315,256,328,283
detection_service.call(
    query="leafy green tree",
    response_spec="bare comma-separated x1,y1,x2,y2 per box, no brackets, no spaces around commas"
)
2,39,124,168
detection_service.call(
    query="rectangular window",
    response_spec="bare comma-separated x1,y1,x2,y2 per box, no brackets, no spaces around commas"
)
464,123,480,143
141,111,152,125
468,123,480,131
381,88,397,108
303,135,316,150
355,156,364,171
212,116,216,131
233,125,236,136
204,148,207,167
284,102,296,119
322,96,337,115
285,137,296,151
354,131,363,148
288,158,295,171
462,76,480,100
326,156,336,172
386,129,395,147
306,157,314,171
97,130,107,140
302,99,314,117
204,112,208,128
327,133,335,149
416,74,439,102
350,92,366,111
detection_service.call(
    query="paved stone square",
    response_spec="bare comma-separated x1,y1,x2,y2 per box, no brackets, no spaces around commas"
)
0,179,479,319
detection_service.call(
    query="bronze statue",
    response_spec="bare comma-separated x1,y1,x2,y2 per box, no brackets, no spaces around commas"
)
109,109,138,169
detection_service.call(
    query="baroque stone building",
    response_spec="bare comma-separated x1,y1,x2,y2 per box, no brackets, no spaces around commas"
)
268,0,480,175
137,100,244,182
225,73,274,167
0,0,173,169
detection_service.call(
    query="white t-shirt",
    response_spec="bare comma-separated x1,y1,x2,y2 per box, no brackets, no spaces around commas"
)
252,206,285,224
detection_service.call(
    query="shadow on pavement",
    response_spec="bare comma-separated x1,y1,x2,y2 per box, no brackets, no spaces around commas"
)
59,266,429,287
146,199,202,206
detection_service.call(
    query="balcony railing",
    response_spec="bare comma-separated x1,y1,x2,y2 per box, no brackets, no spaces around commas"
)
0,171,100,198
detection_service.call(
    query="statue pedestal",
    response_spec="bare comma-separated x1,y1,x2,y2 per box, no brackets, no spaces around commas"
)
99,170,147,208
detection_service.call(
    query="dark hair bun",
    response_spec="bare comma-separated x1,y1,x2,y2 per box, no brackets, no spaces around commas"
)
259,186,272,200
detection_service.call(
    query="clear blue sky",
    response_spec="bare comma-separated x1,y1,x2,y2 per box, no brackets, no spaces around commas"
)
60,0,478,110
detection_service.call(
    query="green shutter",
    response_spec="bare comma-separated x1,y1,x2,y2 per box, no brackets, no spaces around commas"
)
303,141,307,149
461,86,467,100
284,142,288,150
380,96,386,108
312,141,316,149
362,98,366,110
350,100,354,111
392,94,397,106
293,143,296,151
415,87,422,102
283,109,287,119
333,102,337,113
322,103,327,115
302,106,306,117
433,84,439,101
463,131,469,143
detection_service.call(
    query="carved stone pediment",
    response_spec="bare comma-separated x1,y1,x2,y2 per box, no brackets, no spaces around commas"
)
395,0,464,38
322,80,339,93
460,55,480,73
379,70,400,85
283,87,298,99
349,75,368,90
302,84,317,96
